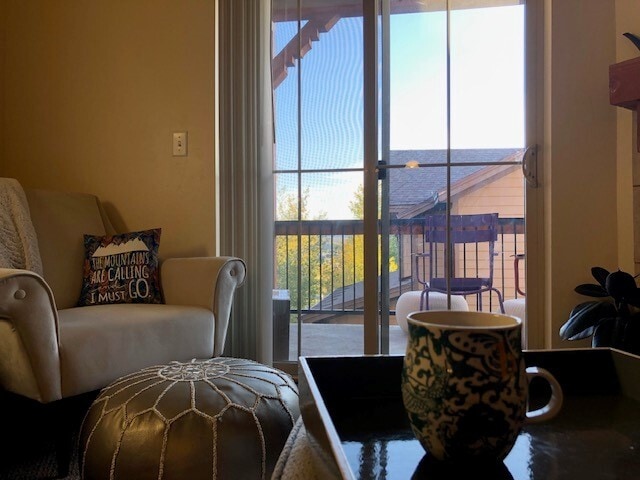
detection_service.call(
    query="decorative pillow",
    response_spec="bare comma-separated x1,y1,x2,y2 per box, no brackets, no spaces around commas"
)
77,228,163,306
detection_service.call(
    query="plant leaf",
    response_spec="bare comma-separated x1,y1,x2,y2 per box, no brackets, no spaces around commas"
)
592,318,617,347
627,289,640,308
559,301,617,340
574,283,608,297
591,267,610,288
569,324,597,341
605,270,638,301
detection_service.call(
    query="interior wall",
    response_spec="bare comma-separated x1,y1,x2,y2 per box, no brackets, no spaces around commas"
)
544,0,618,349
1,0,631,351
614,0,640,273
0,1,6,171
1,0,216,259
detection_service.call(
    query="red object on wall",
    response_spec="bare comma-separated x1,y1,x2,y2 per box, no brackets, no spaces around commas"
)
610,56,640,151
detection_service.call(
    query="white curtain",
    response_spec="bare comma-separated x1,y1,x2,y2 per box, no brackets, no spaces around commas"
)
218,0,274,364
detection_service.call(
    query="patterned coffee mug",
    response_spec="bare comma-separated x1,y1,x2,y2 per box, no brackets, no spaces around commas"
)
402,311,563,462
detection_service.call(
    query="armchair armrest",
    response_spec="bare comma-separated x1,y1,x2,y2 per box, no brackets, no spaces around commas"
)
0,268,62,402
160,257,246,356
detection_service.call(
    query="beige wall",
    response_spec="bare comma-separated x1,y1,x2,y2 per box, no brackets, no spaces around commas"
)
1,0,635,350
543,0,618,348
614,0,640,273
0,1,5,169
539,0,640,349
0,0,217,259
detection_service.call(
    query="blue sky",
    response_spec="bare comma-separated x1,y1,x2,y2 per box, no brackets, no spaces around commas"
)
273,5,524,219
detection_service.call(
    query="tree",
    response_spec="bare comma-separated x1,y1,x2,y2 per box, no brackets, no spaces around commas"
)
348,183,399,274
275,187,328,311
275,183,399,315
348,183,365,220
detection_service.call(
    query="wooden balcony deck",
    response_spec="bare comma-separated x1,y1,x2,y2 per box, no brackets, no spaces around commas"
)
282,323,408,361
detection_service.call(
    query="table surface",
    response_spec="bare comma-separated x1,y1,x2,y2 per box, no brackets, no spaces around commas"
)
301,350,640,480
331,393,640,480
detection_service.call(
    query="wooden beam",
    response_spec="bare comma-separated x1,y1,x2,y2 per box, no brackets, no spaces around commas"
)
272,15,340,89
273,0,525,23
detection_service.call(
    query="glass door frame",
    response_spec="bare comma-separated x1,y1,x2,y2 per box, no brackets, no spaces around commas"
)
362,0,380,354
363,0,539,354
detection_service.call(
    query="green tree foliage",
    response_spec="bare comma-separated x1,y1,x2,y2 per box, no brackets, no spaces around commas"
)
275,183,399,313
275,188,325,311
348,183,365,220
348,184,399,273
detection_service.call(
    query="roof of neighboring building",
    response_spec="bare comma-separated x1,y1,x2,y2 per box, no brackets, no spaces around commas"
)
302,148,525,318
305,269,411,323
388,148,523,218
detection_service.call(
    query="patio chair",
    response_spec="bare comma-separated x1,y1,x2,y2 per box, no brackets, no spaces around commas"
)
415,213,505,313
512,253,526,297
504,253,526,324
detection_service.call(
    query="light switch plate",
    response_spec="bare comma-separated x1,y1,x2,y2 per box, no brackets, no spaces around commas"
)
173,132,187,156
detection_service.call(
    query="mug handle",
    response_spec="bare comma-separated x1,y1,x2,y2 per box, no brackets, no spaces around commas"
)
525,366,564,423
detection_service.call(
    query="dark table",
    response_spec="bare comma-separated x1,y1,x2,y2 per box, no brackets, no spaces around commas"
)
299,349,640,480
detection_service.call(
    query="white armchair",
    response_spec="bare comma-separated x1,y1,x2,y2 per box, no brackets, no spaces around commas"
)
0,186,246,404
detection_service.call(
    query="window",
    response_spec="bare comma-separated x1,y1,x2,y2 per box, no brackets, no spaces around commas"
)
272,0,531,368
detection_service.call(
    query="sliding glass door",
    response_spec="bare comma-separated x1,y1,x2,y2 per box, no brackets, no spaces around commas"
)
272,0,367,366
271,0,532,367
373,0,529,355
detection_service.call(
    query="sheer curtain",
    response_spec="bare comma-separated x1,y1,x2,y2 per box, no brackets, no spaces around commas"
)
217,0,274,364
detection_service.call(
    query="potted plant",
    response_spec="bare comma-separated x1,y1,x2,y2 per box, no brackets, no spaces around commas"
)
560,267,640,355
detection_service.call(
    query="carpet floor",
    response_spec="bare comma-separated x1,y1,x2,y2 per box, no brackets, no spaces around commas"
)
0,391,96,480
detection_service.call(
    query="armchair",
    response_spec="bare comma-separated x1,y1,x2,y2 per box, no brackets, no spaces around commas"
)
0,186,246,404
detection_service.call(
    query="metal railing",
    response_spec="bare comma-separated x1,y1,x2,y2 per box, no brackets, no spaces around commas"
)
274,217,525,319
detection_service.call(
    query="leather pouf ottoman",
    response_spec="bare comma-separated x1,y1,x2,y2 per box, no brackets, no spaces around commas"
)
79,357,300,480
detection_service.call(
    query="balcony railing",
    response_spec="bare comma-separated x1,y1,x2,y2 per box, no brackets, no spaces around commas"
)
275,217,525,320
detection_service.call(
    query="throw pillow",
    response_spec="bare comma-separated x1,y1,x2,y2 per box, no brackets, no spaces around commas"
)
77,228,163,306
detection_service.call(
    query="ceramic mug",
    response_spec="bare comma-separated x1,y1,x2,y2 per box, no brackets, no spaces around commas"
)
402,310,563,462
